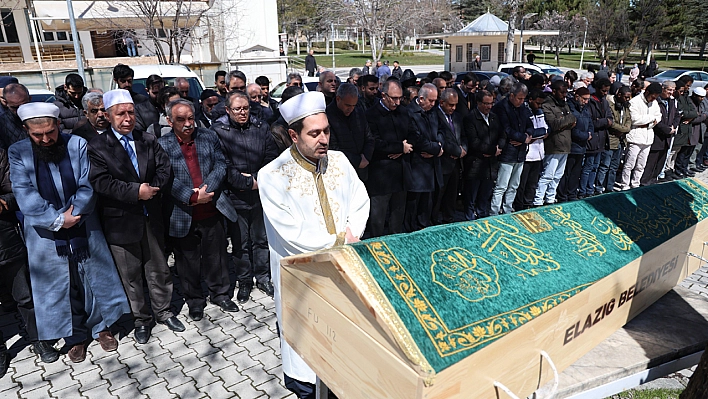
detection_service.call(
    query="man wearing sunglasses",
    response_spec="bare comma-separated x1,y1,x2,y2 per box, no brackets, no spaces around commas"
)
72,92,110,141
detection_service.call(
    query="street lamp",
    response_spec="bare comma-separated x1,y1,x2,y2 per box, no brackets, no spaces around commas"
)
579,17,588,70
519,13,537,63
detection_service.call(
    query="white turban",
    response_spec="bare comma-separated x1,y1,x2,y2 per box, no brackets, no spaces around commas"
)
103,89,134,109
279,92,326,125
17,102,60,121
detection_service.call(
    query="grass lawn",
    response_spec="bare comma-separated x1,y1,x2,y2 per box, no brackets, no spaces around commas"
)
303,50,444,68
607,388,683,399
530,50,708,71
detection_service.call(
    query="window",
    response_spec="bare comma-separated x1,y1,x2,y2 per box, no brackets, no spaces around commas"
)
456,45,462,62
40,30,72,42
513,44,518,62
0,11,19,43
480,45,491,62
466,43,475,70
497,43,505,63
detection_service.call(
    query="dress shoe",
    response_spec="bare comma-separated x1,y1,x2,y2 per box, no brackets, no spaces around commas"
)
685,170,696,177
33,341,59,363
236,283,252,303
97,331,118,352
67,343,87,363
214,299,239,313
134,325,152,344
160,316,186,332
672,170,686,179
257,281,275,297
189,307,204,321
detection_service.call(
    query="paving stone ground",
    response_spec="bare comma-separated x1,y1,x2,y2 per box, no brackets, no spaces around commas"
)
4,172,708,398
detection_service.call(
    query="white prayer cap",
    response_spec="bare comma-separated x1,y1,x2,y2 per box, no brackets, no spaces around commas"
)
694,87,707,97
279,92,326,125
103,89,134,109
17,102,60,121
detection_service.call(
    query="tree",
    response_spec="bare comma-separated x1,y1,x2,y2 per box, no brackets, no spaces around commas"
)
616,0,667,65
533,11,583,66
119,0,207,64
586,0,629,61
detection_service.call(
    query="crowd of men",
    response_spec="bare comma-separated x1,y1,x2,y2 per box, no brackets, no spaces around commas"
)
0,57,706,399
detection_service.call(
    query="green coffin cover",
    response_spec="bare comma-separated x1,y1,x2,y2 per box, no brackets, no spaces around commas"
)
349,179,708,374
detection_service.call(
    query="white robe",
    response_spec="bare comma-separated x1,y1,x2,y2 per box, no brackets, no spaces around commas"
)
259,146,370,383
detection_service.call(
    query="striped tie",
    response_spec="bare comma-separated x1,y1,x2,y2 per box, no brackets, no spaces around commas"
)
121,135,139,177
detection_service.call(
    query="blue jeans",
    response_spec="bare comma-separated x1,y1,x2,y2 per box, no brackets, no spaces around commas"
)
491,162,524,215
596,146,622,192
534,154,568,205
126,38,137,57
579,152,602,196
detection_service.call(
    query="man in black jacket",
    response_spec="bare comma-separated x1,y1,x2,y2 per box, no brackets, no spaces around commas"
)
112,64,148,104
365,80,413,237
305,49,317,77
196,89,221,128
326,83,374,182
642,81,680,185
579,78,613,197
454,72,478,118
54,73,87,133
72,92,110,141
405,83,444,231
88,89,184,344
490,83,533,215
134,74,164,132
0,83,30,150
462,90,505,220
211,91,279,303
357,74,380,112
433,89,466,223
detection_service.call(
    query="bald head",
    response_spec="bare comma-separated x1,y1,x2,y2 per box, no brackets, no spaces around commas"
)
247,83,264,103
174,77,190,98
3,83,29,116
319,71,337,96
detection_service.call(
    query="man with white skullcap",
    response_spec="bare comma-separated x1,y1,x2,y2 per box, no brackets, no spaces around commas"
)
8,102,130,363
88,89,185,345
258,92,370,398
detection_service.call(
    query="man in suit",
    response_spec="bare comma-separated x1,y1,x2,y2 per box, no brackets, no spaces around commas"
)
462,90,506,220
0,83,30,150
72,92,110,142
325,83,374,182
365,79,413,237
158,99,239,321
454,72,478,119
88,89,185,344
405,83,444,231
433,89,466,224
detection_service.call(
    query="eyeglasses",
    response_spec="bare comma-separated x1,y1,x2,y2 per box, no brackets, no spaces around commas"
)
229,106,250,113
481,102,494,106
89,108,107,114
230,86,246,92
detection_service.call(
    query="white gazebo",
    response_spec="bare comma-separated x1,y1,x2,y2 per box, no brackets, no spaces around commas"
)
422,12,559,72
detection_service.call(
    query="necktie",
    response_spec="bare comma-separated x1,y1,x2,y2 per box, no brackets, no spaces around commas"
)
121,135,139,177
447,114,454,130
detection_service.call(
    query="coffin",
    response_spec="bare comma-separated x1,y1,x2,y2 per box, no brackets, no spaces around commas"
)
280,179,708,399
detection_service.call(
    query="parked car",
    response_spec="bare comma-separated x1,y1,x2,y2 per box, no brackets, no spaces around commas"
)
646,70,708,90
112,64,206,100
455,71,509,84
498,63,564,77
269,76,320,103
29,89,55,103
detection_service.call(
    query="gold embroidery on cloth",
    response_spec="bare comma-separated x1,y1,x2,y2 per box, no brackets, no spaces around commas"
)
463,220,560,278
514,211,552,234
291,146,336,235
364,241,588,361
337,246,436,385
548,206,606,258
430,248,500,302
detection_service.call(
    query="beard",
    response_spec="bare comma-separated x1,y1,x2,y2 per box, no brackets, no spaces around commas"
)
32,135,68,164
